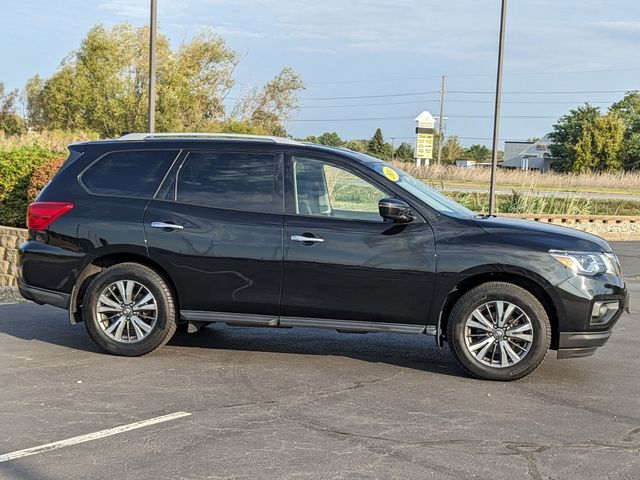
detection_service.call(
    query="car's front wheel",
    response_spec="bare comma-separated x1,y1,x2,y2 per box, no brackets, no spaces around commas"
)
83,263,177,356
447,282,551,381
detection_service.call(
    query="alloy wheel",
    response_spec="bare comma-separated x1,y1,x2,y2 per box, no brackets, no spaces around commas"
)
463,300,534,368
95,280,158,343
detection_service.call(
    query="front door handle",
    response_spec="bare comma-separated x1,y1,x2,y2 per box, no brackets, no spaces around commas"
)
291,234,324,244
151,221,184,230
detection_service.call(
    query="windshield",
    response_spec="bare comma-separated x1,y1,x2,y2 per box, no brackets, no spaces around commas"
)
361,159,475,219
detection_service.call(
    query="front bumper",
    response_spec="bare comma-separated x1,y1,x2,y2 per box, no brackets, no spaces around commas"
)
557,330,613,359
554,274,628,359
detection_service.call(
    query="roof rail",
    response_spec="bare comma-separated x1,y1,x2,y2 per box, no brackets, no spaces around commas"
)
117,132,301,145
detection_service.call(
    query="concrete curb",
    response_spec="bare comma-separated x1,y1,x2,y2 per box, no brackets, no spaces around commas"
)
0,286,25,304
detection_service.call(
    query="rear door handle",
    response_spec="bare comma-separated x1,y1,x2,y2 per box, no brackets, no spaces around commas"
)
151,221,184,230
291,234,324,244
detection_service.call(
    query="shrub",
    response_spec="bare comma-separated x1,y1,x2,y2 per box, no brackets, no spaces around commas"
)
0,145,58,227
27,156,66,203
0,130,97,154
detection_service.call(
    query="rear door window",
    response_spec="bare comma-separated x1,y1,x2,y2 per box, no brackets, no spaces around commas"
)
176,151,277,214
81,150,179,198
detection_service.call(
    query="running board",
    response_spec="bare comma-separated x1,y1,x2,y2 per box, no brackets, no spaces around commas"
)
181,310,278,326
180,310,435,336
279,317,433,335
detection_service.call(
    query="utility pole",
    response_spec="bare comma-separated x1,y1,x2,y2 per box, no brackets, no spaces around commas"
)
488,0,507,216
148,0,158,133
390,137,396,161
436,75,446,165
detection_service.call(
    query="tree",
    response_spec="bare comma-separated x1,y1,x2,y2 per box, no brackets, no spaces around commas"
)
621,133,640,170
25,23,304,137
367,128,392,159
394,142,414,161
24,76,45,129
610,91,640,169
431,132,443,163
317,131,344,147
610,91,640,133
343,139,368,153
0,82,23,135
572,113,625,173
441,136,464,164
465,144,490,162
232,67,304,136
549,104,600,172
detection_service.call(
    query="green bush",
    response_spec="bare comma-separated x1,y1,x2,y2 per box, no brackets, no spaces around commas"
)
0,145,58,227
27,156,66,203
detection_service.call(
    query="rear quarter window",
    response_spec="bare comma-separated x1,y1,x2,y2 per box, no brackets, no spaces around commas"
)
81,150,179,198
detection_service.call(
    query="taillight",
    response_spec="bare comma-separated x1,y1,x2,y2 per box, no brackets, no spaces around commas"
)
27,202,74,231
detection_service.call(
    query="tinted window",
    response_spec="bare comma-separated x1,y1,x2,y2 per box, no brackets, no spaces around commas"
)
82,150,178,198
177,152,276,213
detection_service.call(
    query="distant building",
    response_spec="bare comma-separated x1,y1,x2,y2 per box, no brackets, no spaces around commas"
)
455,159,476,168
503,135,553,171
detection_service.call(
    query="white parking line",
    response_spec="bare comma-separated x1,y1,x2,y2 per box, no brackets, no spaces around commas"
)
0,411,191,463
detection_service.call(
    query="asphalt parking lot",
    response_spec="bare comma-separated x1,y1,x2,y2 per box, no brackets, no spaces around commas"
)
0,243,638,479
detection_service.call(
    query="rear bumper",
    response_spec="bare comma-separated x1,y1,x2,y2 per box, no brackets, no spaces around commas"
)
18,280,70,310
557,330,613,359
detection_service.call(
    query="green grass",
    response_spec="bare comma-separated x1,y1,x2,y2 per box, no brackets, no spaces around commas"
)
331,183,640,216
428,179,640,196
331,184,381,212
447,191,640,216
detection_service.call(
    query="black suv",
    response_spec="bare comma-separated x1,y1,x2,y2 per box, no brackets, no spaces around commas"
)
18,133,628,380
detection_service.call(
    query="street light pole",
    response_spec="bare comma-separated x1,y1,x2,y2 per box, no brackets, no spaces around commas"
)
148,0,158,133
436,75,445,165
391,137,396,161
488,0,507,216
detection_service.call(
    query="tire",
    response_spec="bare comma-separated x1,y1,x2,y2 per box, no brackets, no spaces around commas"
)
82,263,177,356
447,282,551,381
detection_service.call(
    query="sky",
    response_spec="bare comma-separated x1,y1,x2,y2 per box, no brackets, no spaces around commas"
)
1,0,639,147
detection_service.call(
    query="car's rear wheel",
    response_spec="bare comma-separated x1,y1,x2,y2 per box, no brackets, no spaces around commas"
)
447,282,551,381
83,263,177,356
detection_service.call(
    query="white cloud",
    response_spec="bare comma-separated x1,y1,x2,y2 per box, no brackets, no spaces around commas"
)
163,0,640,73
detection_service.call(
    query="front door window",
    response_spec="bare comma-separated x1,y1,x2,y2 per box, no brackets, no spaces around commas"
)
292,157,387,222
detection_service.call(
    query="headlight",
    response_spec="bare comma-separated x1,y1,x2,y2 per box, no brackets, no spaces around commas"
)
549,250,621,277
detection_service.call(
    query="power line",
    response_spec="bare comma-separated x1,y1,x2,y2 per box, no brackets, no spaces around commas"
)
445,99,619,104
295,98,620,109
226,90,633,102
290,116,412,122
448,89,629,95
298,99,440,108
290,114,559,122
304,67,640,85
302,91,440,100
293,89,631,101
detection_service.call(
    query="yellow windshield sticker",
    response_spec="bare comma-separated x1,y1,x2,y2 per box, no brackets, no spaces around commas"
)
382,166,399,182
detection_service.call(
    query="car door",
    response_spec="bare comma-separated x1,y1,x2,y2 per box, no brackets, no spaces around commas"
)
144,148,284,324
280,154,436,328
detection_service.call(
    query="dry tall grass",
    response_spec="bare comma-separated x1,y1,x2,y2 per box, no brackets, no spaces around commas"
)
392,162,640,192
0,131,98,153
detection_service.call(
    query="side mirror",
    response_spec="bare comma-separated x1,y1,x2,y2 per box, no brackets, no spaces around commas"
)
378,198,414,223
